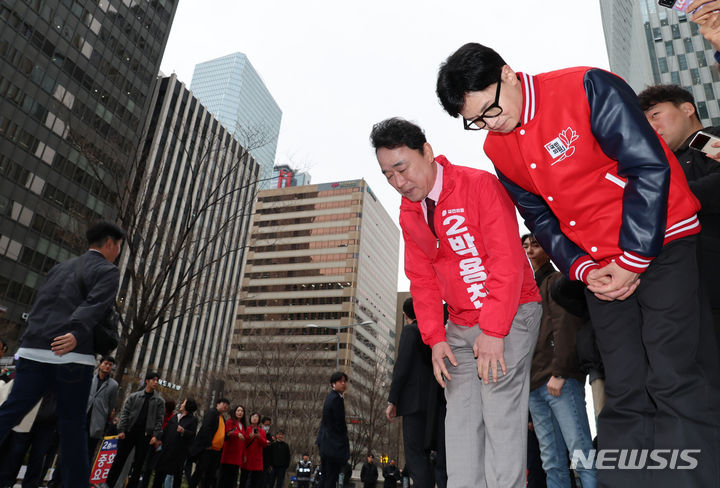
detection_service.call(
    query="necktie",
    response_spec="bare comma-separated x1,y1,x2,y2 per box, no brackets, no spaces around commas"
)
426,197,437,237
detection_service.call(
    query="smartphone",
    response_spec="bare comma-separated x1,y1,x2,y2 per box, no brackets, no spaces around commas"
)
689,131,720,155
658,0,708,13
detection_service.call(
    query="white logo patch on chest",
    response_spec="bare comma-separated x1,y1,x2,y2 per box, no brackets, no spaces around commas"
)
544,127,579,165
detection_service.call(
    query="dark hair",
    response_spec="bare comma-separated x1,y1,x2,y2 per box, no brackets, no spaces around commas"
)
330,371,348,385
436,43,507,117
637,84,700,122
367,453,374,458
164,399,176,417
86,221,125,247
261,416,272,424
217,397,230,406
402,297,416,321
184,397,198,414
249,412,261,425
521,233,532,244
145,370,159,381
100,355,115,364
370,118,427,154
232,404,247,427
277,430,285,435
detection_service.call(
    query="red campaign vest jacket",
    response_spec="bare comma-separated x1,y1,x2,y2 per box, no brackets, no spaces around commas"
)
484,67,700,282
400,157,540,347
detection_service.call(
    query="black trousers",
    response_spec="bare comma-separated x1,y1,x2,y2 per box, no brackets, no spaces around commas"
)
106,431,152,488
402,413,434,488
217,463,240,488
586,237,720,488
189,449,221,488
317,457,344,488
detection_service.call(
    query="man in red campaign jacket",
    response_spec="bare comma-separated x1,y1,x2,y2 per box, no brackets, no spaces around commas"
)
436,43,720,488
370,117,541,488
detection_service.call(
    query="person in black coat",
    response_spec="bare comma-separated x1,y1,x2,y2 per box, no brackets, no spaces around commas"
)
153,398,198,488
360,454,378,488
639,84,720,348
382,460,400,488
386,297,441,488
188,398,230,488
315,371,349,488
268,430,291,488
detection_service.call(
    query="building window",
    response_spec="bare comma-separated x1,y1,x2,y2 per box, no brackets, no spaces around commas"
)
697,52,708,68
705,83,715,100
659,57,669,73
653,27,662,41
665,41,675,56
684,38,694,53
671,72,681,85
698,101,709,120
671,24,681,39
691,68,702,85
678,54,688,71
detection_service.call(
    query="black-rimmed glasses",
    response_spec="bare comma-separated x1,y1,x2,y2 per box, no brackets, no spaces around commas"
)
462,74,503,131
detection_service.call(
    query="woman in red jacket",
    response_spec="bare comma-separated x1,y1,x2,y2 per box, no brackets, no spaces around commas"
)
242,412,268,488
217,405,247,488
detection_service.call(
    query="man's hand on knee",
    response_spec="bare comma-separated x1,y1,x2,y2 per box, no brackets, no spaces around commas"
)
431,341,458,388
474,333,505,384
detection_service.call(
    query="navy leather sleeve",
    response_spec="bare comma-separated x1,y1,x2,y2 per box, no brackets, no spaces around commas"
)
496,168,588,275
584,69,670,258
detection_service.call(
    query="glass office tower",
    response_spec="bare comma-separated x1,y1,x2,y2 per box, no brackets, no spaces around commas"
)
190,52,282,189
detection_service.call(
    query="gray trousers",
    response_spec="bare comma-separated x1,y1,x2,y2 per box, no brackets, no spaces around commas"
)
444,302,541,488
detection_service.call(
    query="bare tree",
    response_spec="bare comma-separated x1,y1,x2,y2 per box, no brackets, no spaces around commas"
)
229,327,332,455
67,115,276,390
345,359,393,468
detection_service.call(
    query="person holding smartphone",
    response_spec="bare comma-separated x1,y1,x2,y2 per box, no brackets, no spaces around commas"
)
242,412,268,488
639,84,720,348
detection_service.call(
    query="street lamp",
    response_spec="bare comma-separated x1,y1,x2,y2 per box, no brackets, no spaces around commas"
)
307,320,375,369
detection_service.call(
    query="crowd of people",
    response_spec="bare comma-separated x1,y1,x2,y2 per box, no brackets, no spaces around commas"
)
0,358,300,488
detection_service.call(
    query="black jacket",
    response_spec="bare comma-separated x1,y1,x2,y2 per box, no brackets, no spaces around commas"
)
674,126,720,307
157,413,198,472
382,465,400,487
315,390,349,463
189,407,222,457
21,250,119,355
360,461,378,483
271,440,291,468
387,322,434,416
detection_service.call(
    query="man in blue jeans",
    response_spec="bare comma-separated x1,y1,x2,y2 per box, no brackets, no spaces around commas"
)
0,221,123,487
523,234,596,488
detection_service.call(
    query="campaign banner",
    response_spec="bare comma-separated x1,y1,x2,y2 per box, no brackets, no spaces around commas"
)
89,436,118,484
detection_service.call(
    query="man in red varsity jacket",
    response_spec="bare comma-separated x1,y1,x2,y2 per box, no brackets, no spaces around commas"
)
436,43,720,488
370,118,541,488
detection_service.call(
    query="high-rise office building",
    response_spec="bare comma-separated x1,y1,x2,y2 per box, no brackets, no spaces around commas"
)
229,180,399,454
190,52,282,189
121,74,259,392
600,0,720,125
0,0,177,344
